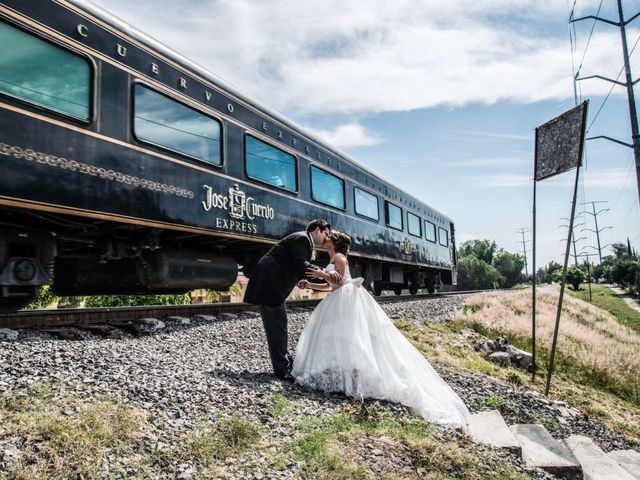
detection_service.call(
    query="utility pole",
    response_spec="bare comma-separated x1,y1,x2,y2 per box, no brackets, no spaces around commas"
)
572,1,640,209
580,201,612,264
516,228,530,276
559,218,586,266
576,251,595,301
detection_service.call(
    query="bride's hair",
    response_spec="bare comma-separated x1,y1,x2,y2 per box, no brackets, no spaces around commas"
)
329,231,351,255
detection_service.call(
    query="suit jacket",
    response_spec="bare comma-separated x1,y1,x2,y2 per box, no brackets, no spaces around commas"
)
243,231,313,307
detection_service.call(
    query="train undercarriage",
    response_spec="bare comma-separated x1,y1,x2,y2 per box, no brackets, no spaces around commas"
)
0,207,454,312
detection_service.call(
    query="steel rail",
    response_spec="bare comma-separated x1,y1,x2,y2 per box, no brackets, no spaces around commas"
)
0,289,500,329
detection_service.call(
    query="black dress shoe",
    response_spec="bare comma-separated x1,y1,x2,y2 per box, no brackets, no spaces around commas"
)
277,372,295,383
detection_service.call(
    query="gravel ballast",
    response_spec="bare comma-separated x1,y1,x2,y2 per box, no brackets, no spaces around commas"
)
0,295,636,478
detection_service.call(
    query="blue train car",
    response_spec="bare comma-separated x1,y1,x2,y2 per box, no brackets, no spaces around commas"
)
0,0,457,311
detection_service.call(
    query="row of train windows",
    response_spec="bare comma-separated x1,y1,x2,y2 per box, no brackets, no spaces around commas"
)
0,20,450,247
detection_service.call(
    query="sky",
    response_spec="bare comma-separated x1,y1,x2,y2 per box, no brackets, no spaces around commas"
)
87,0,640,272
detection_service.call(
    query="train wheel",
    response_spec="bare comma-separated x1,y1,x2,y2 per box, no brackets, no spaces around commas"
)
394,288,403,296
409,282,419,295
427,285,435,294
373,284,382,296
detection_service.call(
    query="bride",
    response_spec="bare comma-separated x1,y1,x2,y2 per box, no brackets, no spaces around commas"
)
292,231,469,427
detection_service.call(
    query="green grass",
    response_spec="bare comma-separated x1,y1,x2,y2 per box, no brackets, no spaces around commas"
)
267,392,298,417
181,415,262,465
454,291,640,444
0,383,264,479
464,319,640,403
484,395,506,410
288,402,530,480
0,383,146,480
567,283,640,333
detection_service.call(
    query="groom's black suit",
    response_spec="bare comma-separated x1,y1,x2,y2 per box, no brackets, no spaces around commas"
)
244,231,313,378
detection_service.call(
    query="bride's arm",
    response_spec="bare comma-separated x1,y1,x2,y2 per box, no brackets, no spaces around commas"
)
332,254,347,281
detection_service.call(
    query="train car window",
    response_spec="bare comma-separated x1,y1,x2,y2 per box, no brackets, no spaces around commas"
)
385,201,403,231
439,227,449,247
0,21,91,121
134,84,221,165
245,135,297,191
354,187,379,221
310,166,345,209
425,220,437,243
407,212,422,237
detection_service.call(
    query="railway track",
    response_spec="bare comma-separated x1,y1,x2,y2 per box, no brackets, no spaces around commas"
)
0,290,489,330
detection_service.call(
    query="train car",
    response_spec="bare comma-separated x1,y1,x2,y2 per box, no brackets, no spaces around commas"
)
0,0,457,312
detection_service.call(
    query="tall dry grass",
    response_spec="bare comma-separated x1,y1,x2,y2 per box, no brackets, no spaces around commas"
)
457,286,640,401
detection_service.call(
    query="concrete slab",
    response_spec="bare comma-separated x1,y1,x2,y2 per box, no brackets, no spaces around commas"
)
564,435,635,480
468,410,521,454
607,450,640,480
510,424,581,480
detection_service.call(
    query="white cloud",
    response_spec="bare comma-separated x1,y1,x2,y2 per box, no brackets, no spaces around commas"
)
542,167,634,188
478,167,631,188
445,157,525,168
451,131,532,141
88,0,629,115
310,122,382,148
480,173,532,187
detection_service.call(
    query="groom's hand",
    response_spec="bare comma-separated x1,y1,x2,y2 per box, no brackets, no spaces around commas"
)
306,267,325,279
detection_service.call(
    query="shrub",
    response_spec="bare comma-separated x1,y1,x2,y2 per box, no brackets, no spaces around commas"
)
566,267,585,291
85,293,191,308
492,250,525,288
457,255,503,290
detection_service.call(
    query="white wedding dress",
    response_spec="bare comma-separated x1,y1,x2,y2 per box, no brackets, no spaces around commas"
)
292,263,469,427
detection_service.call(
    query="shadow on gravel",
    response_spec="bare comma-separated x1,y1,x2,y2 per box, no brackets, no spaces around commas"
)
208,368,277,386
208,368,413,415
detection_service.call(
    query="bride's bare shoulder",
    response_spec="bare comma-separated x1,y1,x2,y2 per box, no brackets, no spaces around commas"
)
333,253,348,266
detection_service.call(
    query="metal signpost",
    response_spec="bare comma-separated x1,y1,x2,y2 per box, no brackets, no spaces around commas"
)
532,101,588,391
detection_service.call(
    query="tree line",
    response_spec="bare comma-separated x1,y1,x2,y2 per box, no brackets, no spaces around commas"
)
456,239,526,290
536,240,640,295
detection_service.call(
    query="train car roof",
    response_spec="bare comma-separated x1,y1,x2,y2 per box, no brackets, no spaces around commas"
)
69,0,453,224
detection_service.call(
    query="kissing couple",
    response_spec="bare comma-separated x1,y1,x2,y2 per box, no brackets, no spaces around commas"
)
243,219,469,427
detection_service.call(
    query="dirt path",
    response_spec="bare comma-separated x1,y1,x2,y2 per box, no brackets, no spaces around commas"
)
606,284,640,313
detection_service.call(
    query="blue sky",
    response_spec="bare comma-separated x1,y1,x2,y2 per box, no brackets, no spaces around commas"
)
89,0,640,270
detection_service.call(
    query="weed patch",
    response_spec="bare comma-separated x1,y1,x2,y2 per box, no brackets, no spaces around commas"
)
0,383,145,479
181,415,262,466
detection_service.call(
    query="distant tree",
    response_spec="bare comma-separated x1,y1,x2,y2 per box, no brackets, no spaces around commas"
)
459,240,498,265
84,293,191,308
457,255,503,290
612,242,629,259
565,266,585,290
591,263,604,283
609,259,640,288
492,250,525,288
536,260,562,284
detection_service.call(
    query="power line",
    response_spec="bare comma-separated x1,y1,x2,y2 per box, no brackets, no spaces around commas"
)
568,0,580,104
618,196,637,227
587,32,640,132
575,0,605,80
610,159,635,209
572,0,640,212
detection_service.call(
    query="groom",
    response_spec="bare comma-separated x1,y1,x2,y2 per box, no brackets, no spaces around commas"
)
244,219,340,381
